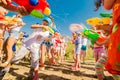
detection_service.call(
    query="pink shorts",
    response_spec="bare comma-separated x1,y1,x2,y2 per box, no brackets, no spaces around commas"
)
93,47,105,59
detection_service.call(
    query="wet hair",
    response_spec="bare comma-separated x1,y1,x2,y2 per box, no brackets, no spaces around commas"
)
94,0,102,11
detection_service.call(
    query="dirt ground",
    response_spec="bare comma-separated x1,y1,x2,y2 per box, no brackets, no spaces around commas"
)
3,60,114,80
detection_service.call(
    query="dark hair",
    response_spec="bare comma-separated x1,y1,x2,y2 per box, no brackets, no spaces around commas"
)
16,13,22,18
94,0,102,11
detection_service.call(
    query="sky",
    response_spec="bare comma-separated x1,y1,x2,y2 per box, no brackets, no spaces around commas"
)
6,0,111,37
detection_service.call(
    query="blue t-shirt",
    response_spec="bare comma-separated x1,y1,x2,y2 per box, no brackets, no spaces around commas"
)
75,36,82,45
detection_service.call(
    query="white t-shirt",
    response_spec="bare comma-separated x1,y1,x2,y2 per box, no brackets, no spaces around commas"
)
82,37,87,46
61,38,65,48
23,28,49,49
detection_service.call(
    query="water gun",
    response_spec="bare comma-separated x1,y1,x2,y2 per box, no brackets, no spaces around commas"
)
81,28,106,44
7,0,51,18
86,17,111,26
47,26,54,35
100,13,113,18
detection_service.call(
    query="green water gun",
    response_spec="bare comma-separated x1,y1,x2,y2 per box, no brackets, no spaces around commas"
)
82,28,106,44
100,13,113,18
48,26,54,35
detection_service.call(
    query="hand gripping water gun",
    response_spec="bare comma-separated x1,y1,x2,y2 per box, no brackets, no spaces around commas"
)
69,24,106,44
82,28,106,44
7,0,51,18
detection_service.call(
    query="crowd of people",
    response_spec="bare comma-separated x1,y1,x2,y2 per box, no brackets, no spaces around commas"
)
0,0,119,80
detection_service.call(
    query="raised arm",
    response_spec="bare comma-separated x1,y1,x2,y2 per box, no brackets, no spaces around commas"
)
103,0,116,10
0,0,29,16
95,35,110,46
31,24,49,30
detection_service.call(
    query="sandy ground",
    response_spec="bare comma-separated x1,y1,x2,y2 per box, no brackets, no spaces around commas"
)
2,60,114,80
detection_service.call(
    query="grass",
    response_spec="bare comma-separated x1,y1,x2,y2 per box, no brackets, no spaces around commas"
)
65,41,94,60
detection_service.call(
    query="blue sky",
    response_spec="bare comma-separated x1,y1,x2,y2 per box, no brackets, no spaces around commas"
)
6,0,111,37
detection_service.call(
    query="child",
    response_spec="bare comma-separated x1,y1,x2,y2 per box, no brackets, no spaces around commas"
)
39,16,58,70
0,6,8,62
0,19,51,79
54,32,62,63
71,32,82,71
0,14,25,67
95,32,110,80
50,32,61,65
60,36,66,62
91,27,106,80
95,0,120,79
91,27,105,62
80,36,87,64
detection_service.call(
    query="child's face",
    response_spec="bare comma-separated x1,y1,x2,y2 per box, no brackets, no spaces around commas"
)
16,14,22,18
42,21,48,26
0,7,8,17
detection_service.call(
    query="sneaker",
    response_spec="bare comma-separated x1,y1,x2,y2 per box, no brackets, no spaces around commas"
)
39,67,45,71
27,68,34,79
14,61,20,64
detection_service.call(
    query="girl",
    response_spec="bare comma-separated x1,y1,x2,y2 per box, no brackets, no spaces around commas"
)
0,14,25,67
0,19,51,79
71,32,82,71
50,32,61,65
39,16,58,70
60,36,66,62
95,0,120,79
80,36,87,64
93,28,105,62
0,6,8,62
